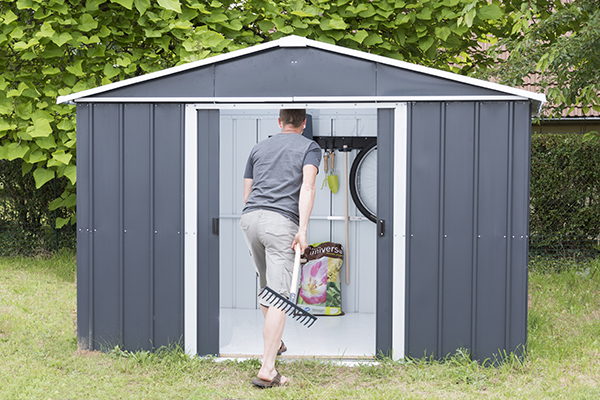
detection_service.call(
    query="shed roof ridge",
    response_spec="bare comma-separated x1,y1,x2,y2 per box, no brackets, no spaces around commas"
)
57,35,546,112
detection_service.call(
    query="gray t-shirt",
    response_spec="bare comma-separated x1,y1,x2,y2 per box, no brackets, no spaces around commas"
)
243,133,322,225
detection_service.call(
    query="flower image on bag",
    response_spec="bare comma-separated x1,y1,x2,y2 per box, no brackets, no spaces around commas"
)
299,259,328,305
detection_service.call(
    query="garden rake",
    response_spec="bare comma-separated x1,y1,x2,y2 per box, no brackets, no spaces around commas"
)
259,243,317,328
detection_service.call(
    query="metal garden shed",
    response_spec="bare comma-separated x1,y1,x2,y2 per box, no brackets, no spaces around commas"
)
58,35,545,361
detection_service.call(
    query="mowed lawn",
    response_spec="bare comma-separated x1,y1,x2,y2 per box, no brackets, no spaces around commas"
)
1,252,599,399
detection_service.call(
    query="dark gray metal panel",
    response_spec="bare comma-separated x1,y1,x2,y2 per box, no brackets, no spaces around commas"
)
84,47,521,100
95,67,215,98
441,102,477,356
196,109,220,356
215,48,376,97
406,102,442,357
508,102,531,356
90,103,123,349
377,66,505,98
123,104,153,351
376,108,394,357
76,103,92,350
153,104,185,347
375,64,507,97
475,102,510,359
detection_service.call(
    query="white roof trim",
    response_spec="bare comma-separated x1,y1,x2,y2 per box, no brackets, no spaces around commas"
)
69,95,530,104
57,35,546,113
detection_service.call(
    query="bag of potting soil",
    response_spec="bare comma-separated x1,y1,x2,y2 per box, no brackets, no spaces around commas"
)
297,242,344,316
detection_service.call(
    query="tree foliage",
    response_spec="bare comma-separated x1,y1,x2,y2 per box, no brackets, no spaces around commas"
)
0,0,514,224
530,133,600,236
481,0,600,122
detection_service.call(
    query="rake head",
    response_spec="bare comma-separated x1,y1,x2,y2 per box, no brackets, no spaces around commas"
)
260,286,317,328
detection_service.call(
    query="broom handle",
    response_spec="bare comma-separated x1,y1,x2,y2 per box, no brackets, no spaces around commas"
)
289,243,302,303
344,146,350,285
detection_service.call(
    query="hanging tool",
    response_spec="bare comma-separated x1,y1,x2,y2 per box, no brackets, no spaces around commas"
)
258,244,317,327
343,144,350,285
321,150,330,190
328,150,339,194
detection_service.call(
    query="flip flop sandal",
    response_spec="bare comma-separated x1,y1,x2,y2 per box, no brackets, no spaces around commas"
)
277,340,287,355
252,372,287,388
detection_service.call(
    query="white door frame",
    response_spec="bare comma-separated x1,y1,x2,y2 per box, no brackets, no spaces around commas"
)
184,102,407,358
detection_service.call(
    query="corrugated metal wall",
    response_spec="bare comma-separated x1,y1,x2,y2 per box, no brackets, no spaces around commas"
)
77,101,530,360
77,103,185,351
405,101,530,359
219,109,378,314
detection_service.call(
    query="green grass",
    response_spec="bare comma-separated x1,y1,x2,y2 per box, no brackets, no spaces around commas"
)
1,253,600,399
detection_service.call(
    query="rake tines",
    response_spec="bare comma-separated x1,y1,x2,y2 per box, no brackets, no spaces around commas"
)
259,286,317,328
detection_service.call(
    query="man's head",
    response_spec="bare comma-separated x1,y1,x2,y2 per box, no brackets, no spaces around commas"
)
279,109,306,128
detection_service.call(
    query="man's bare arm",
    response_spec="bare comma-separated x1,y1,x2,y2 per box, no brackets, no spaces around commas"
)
292,164,318,253
243,178,253,206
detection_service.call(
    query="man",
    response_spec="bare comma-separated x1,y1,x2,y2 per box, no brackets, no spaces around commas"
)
240,109,321,388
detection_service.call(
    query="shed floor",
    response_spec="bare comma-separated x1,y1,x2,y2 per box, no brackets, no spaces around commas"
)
219,308,376,359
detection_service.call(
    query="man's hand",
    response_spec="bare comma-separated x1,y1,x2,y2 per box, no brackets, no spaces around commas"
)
291,231,308,254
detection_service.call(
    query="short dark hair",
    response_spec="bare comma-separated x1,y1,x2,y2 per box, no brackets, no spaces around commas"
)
279,109,306,128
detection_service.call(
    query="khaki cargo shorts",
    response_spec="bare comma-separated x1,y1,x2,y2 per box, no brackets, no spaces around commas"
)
240,210,298,307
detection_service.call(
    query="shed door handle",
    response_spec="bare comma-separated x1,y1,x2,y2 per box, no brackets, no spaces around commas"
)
212,218,219,235
377,219,385,237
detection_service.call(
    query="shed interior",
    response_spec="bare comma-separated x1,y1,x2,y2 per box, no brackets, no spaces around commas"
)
218,108,379,358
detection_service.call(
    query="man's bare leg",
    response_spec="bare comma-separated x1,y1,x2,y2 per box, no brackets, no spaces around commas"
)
257,305,289,384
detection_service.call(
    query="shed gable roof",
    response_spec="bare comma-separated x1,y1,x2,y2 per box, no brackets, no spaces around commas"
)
58,35,545,114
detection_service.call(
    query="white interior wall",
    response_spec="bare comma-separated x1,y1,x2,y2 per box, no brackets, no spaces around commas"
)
219,108,377,314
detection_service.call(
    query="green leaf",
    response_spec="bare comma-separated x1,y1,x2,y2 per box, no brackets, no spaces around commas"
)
134,0,151,14
477,4,503,20
358,4,376,18
110,0,134,9
15,103,32,120
416,7,432,20
5,143,29,161
62,164,77,184
35,135,57,150
291,10,313,17
351,30,369,44
363,33,383,46
22,161,33,175
56,217,70,229
435,26,452,41
51,149,72,165
7,82,28,98
49,197,63,211
33,167,55,189
52,32,73,46
42,66,61,75
206,13,228,23
27,119,53,138
103,64,120,78
79,13,99,32
258,20,275,33
66,60,85,76
157,0,181,13
26,149,47,163
64,193,77,209
464,9,476,27
33,110,55,122
38,22,56,38
419,36,435,51
328,17,348,30
198,30,225,48
0,119,17,132
3,10,18,24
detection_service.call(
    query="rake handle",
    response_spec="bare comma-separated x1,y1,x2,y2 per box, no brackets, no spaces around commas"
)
289,243,302,304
